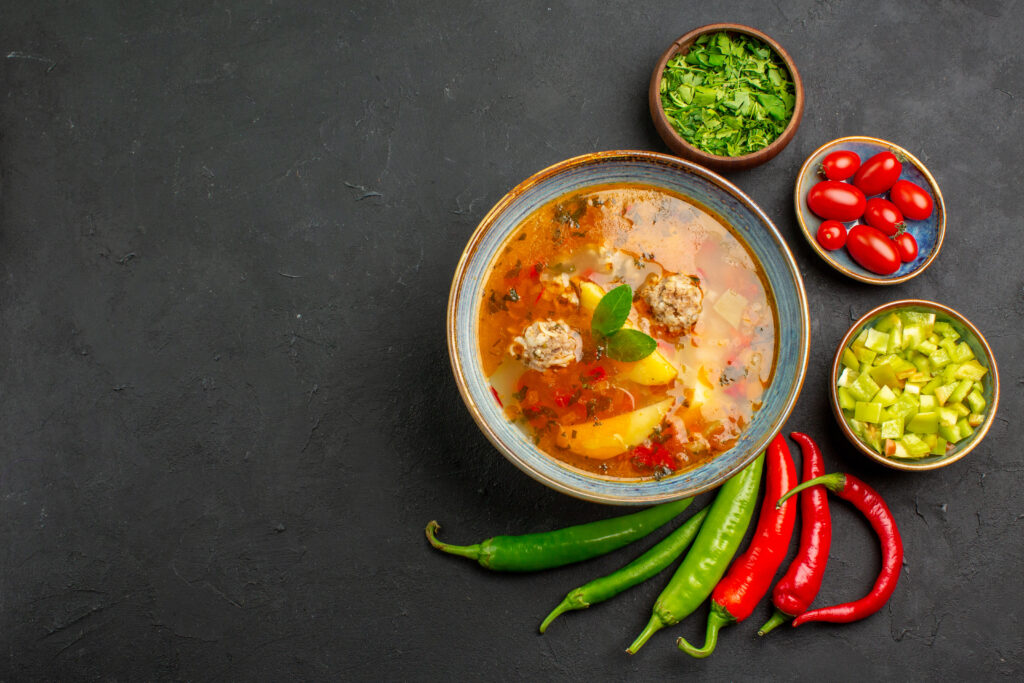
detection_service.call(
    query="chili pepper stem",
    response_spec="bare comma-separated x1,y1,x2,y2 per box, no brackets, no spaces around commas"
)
538,592,587,634
626,616,663,654
776,473,845,509
677,606,731,658
757,609,790,636
424,521,482,561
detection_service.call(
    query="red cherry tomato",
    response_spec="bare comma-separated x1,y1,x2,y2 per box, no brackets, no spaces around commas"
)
863,197,905,236
816,220,847,250
846,224,901,275
853,151,902,196
807,181,867,222
894,231,918,262
889,179,934,220
819,150,861,181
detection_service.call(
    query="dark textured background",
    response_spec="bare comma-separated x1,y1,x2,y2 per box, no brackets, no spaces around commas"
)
1,1,1022,679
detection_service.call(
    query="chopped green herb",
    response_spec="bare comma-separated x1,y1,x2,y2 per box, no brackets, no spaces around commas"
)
660,31,795,157
504,287,520,303
553,196,587,227
487,289,506,313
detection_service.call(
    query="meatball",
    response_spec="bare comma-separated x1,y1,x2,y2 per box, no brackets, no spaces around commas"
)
642,274,703,334
509,320,582,371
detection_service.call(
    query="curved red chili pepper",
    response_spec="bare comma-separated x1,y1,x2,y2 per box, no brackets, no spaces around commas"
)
777,471,903,626
677,433,797,657
758,432,832,635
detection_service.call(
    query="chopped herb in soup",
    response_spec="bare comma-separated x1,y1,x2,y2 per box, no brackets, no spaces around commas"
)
478,183,777,481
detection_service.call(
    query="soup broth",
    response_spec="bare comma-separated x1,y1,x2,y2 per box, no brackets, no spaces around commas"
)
478,183,777,480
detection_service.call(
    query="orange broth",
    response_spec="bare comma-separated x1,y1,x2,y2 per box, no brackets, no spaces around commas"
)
478,183,777,480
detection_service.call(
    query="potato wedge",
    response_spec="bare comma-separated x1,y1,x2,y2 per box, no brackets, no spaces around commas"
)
578,281,678,386
556,398,675,459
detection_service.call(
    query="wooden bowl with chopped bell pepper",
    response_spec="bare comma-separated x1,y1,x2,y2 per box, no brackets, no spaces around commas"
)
830,300,1000,471
649,24,805,172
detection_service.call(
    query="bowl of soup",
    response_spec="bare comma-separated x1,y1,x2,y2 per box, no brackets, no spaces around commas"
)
448,151,809,504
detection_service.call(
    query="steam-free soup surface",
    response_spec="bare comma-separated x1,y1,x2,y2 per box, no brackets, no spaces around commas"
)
478,183,776,480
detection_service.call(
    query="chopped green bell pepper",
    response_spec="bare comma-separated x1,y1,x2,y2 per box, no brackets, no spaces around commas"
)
907,411,939,434
954,360,988,381
849,373,881,402
854,401,883,424
948,379,974,405
837,386,856,411
865,328,890,353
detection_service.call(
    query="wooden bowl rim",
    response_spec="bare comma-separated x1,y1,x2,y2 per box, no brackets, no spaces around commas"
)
792,135,947,285
648,23,805,171
828,299,1001,471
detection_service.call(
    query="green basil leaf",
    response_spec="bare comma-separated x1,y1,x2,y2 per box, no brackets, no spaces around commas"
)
591,284,633,337
604,329,658,362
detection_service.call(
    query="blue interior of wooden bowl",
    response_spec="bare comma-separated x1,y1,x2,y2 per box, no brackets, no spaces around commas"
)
796,138,943,283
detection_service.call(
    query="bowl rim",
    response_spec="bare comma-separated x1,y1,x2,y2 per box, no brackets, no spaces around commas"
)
794,135,947,285
829,299,1000,471
447,149,811,504
648,23,805,172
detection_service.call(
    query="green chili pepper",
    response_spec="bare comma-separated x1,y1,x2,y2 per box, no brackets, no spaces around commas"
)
539,505,709,633
425,498,691,572
626,454,764,654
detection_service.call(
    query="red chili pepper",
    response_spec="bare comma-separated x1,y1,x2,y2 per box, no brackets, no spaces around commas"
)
677,433,797,657
490,386,503,408
531,263,543,279
758,432,832,635
776,471,903,626
553,391,571,408
631,444,676,471
587,366,607,382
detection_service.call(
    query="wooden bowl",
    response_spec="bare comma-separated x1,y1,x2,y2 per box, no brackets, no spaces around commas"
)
794,136,946,285
830,300,1000,472
649,24,805,173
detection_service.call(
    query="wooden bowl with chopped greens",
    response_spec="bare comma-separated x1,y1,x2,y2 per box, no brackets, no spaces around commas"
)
649,24,804,172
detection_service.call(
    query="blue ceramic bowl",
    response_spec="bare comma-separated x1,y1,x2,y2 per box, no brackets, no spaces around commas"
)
794,136,946,285
447,151,810,505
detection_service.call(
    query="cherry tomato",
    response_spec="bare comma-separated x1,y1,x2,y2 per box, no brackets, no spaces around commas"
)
863,197,905,236
846,224,901,275
816,220,847,250
894,231,918,262
807,181,867,222
853,151,902,196
889,179,934,220
819,150,861,181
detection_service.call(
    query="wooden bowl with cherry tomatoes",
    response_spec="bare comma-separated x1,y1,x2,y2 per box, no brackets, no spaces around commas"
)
794,136,946,285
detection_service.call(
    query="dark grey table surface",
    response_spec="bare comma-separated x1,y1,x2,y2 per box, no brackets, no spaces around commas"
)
2,1,1022,680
